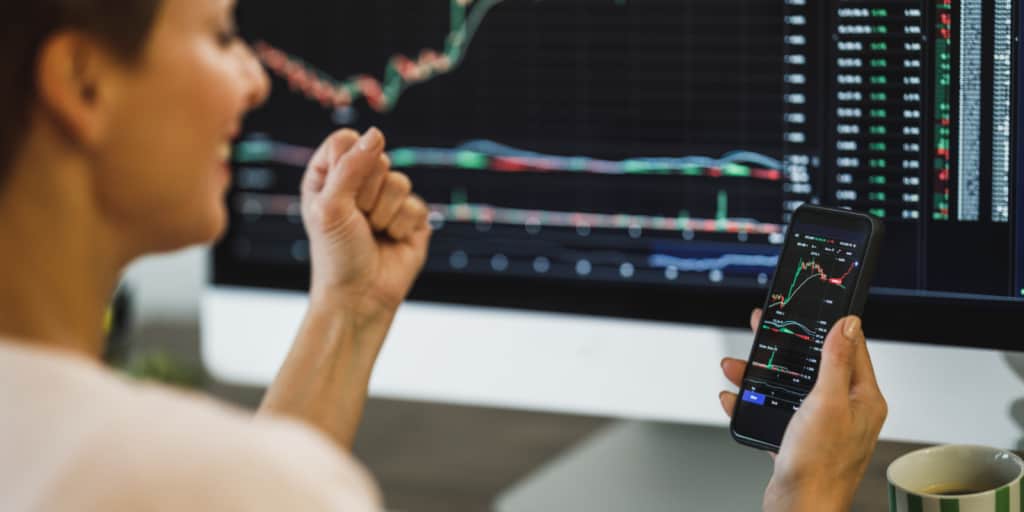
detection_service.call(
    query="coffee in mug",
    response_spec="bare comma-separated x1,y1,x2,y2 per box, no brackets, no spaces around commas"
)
888,445,1024,512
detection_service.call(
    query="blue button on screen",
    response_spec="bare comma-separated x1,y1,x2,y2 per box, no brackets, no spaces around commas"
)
742,390,766,406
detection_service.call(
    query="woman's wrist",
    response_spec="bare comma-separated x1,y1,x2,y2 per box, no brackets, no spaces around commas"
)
308,290,398,367
308,287,396,330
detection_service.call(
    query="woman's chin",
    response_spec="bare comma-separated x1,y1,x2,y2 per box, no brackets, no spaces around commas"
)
161,205,230,252
200,205,230,245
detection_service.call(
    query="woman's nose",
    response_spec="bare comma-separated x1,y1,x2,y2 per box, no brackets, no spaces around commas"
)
241,43,271,110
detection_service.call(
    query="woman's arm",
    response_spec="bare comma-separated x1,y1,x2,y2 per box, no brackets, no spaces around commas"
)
258,296,395,448
258,128,430,449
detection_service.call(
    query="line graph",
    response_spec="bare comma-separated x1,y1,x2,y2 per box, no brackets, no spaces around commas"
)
761,319,816,342
431,202,782,235
255,0,505,113
435,188,783,234
230,135,787,237
234,191,785,235
392,141,783,181
768,259,857,309
751,344,814,381
234,138,783,181
751,361,810,380
647,253,778,273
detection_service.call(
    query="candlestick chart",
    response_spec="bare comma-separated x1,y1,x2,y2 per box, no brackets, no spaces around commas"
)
229,0,787,289
255,0,505,113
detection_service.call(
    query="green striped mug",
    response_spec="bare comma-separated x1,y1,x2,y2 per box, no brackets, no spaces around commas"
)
888,445,1024,512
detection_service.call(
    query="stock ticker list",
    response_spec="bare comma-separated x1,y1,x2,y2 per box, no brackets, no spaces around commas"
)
784,2,932,222
781,0,1021,297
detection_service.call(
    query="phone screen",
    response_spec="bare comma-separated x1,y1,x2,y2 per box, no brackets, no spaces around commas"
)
732,215,871,450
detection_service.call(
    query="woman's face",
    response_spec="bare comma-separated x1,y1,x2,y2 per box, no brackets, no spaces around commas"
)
94,0,268,253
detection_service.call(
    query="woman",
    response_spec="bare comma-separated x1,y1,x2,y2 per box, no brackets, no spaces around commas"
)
0,0,886,510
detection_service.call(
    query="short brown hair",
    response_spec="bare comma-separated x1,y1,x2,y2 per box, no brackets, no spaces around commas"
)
0,1,163,179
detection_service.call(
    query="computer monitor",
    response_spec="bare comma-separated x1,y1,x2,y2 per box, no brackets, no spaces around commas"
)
205,0,1024,447
217,0,1022,349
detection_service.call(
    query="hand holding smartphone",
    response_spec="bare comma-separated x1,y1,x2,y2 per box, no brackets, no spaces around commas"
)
730,205,884,452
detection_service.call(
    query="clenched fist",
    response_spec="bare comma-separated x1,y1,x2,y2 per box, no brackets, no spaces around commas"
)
301,127,431,319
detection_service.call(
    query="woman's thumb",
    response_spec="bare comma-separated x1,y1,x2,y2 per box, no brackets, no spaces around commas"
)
814,316,862,394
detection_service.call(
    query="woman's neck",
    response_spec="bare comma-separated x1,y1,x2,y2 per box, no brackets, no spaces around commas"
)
0,142,128,358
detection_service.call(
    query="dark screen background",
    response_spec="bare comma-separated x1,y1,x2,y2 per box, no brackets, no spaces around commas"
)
214,0,1024,350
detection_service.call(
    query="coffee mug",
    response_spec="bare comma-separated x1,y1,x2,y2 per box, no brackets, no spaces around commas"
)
888,445,1024,512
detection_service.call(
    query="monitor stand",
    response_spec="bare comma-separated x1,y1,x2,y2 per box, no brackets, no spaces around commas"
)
494,421,771,512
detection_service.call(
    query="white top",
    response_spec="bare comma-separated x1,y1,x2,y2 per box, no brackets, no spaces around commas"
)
0,342,381,512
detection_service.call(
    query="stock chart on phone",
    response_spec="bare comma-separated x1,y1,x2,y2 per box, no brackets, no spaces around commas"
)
742,228,864,412
217,0,1023,311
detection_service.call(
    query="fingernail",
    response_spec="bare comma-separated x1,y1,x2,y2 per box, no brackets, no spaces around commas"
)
843,316,861,341
720,359,726,370
359,127,383,151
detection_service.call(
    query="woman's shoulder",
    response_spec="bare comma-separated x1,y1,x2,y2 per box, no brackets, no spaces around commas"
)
0,342,381,511
62,382,383,511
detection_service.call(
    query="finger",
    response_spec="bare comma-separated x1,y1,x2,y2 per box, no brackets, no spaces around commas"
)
302,129,359,197
406,222,433,267
718,391,739,418
369,172,412,231
720,357,747,388
322,127,386,201
356,153,391,212
813,316,860,395
386,195,429,241
749,308,763,333
832,319,887,425
849,320,877,387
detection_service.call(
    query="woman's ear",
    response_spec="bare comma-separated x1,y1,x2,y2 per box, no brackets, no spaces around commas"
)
35,31,123,149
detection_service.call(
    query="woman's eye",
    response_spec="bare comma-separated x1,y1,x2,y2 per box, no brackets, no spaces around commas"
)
217,26,240,46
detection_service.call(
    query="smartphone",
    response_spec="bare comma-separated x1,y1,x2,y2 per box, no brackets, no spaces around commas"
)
730,205,884,452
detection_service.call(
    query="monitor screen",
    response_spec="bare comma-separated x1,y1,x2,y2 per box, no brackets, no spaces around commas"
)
216,0,1023,349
